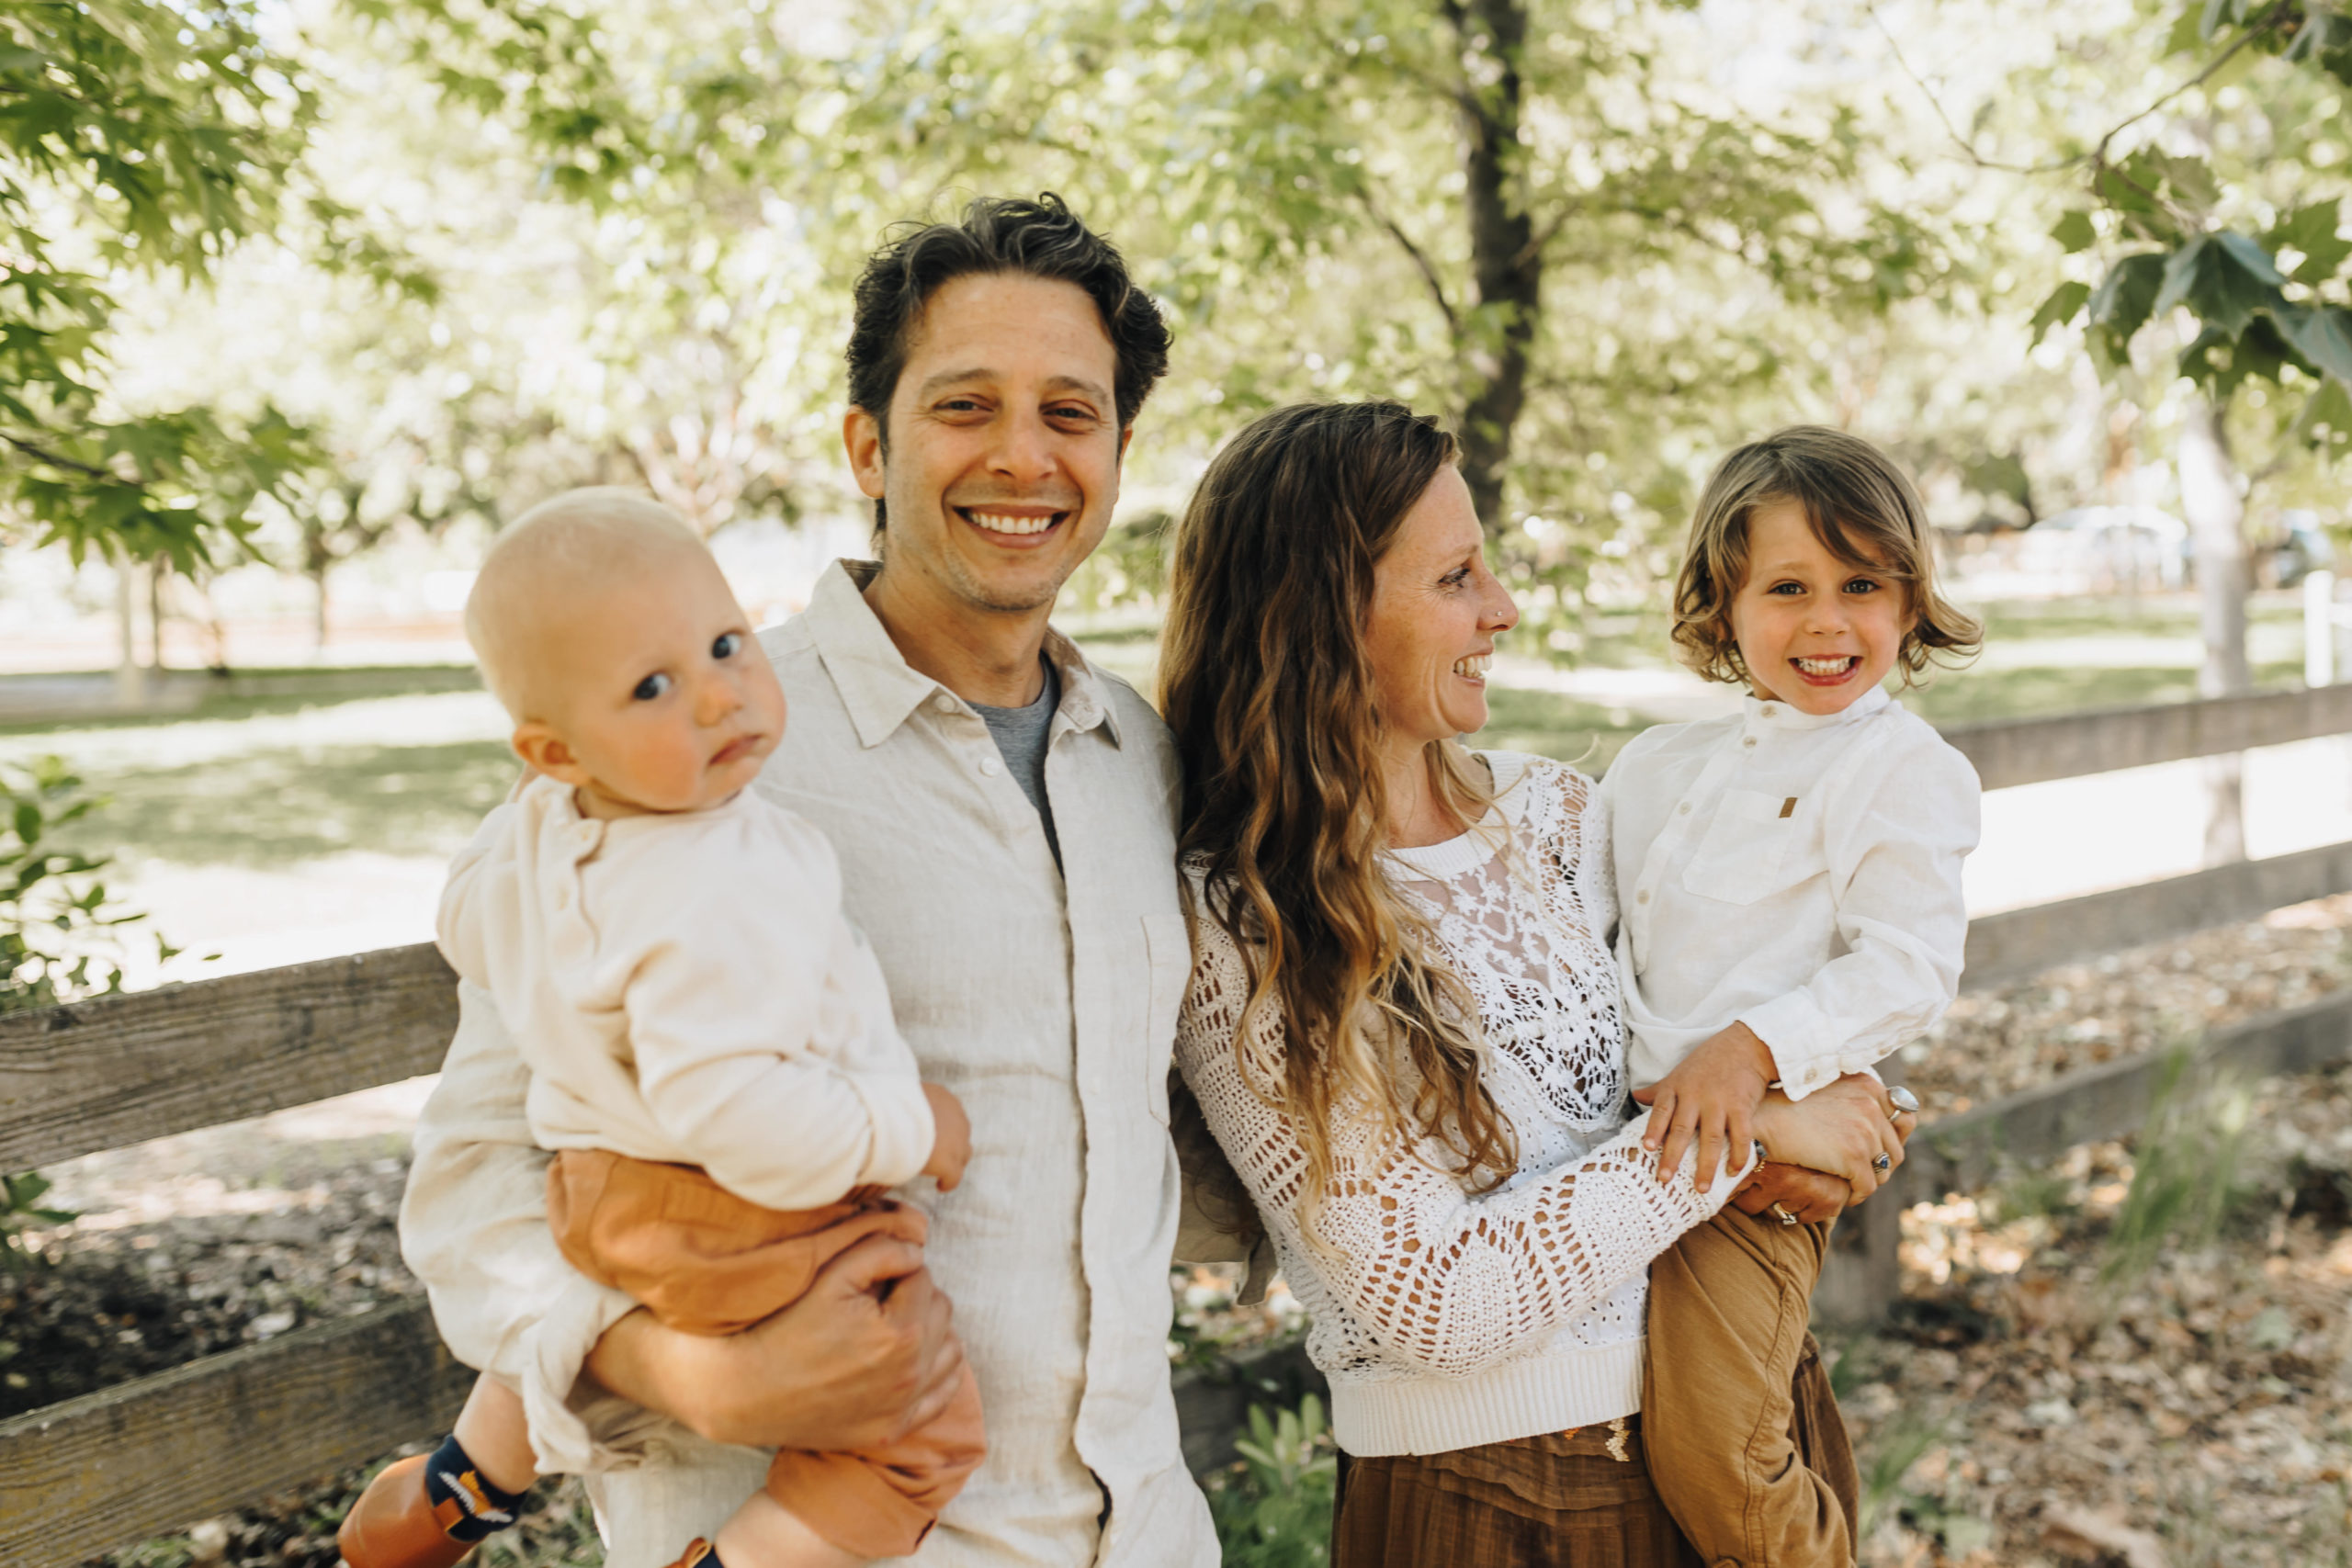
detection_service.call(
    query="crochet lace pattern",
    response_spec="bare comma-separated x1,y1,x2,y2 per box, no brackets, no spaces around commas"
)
1177,754,1734,1383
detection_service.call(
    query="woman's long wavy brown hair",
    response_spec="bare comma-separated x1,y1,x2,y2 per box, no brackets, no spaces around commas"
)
1159,401,1517,1236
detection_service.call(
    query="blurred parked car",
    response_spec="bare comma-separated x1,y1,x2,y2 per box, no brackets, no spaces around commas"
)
2021,506,2189,593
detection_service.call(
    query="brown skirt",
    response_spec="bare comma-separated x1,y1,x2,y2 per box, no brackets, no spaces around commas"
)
1330,1418,1703,1568
1331,1342,1857,1568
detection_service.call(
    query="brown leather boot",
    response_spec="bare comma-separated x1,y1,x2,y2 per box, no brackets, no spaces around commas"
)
336,1455,477,1568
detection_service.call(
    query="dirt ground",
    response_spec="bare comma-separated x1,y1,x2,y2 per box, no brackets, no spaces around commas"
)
21,899,2352,1567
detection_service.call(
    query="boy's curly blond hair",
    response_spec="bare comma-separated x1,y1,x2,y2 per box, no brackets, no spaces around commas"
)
1671,425,1981,686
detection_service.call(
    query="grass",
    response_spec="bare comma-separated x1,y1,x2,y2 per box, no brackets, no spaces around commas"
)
86,739,518,868
7,590,2307,869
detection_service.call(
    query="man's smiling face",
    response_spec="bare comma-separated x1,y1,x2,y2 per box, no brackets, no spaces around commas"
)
847,271,1130,615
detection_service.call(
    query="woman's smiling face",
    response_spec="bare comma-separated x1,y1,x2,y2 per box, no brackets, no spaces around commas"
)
1728,498,1910,715
1364,466,1519,750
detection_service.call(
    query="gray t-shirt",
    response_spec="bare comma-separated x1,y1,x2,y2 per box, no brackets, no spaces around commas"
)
972,656,1061,866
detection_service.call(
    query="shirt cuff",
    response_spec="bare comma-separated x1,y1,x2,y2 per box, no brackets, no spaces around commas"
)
1738,994,1860,1101
518,1272,645,1476
852,1069,937,1190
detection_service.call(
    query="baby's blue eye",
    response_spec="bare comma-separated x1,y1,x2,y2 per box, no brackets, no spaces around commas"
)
632,672,673,702
712,631,742,660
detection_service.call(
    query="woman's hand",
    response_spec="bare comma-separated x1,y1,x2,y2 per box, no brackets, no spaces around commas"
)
1731,1163,1851,1224
1749,1077,1910,1198
584,1229,968,1450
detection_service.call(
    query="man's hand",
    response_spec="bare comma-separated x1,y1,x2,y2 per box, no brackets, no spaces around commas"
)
922,1082,972,1192
1732,1162,1852,1225
584,1225,967,1450
1632,1021,1777,1189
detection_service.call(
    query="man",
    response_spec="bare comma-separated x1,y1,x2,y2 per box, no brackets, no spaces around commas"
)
399,193,1221,1567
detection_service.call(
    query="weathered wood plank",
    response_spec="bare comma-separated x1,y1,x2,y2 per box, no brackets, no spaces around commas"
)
0,943,457,1168
1962,839,2352,990
0,1299,470,1568
1893,987,2352,1207
1941,684,2352,791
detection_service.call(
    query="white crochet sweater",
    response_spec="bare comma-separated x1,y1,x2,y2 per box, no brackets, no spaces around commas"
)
1175,753,1748,1457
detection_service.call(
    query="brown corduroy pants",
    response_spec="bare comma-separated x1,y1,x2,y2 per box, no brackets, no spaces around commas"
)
1642,1208,1860,1568
546,1149,987,1561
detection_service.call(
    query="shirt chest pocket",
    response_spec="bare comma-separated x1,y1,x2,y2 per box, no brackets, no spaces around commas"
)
1679,788,1815,907
1140,912,1193,1126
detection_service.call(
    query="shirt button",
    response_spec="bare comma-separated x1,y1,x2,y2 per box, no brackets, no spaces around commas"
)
1743,737,1758,749
1635,890,1650,904
1678,802,1691,816
980,757,1004,777
933,694,957,714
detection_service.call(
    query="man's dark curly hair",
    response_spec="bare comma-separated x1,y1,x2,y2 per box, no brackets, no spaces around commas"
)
844,193,1171,530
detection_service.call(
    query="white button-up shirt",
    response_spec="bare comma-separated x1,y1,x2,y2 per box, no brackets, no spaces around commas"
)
1598,686,1980,1099
400,560,1216,1568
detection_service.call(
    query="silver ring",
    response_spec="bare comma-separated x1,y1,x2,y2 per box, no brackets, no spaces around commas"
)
1871,1153,1893,1173
1769,1202,1799,1227
1888,1086,1919,1118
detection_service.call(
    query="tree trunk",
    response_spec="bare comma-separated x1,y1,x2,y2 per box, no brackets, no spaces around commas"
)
2179,394,2250,864
147,558,168,673
304,513,331,655
1445,0,1541,536
114,558,143,707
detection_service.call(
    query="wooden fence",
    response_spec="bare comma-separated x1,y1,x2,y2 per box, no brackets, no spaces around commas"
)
9,685,2352,1562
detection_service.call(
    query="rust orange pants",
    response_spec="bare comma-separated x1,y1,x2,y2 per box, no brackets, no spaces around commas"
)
547,1149,986,1560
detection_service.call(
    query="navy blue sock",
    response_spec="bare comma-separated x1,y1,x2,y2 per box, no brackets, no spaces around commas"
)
421,1433,527,1542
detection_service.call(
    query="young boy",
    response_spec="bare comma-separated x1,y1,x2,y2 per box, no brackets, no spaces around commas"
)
337,489,983,1568
1600,428,1982,1566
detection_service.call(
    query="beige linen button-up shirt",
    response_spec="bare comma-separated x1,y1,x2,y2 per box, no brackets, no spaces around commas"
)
400,559,1216,1568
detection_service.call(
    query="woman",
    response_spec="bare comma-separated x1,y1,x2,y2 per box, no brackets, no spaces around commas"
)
1159,401,1908,1566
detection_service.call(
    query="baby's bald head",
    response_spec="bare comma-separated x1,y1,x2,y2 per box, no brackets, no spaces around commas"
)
466,488,711,722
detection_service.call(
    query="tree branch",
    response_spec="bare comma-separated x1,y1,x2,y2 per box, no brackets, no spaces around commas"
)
1869,0,2295,181
2,432,110,478
1356,186,1460,335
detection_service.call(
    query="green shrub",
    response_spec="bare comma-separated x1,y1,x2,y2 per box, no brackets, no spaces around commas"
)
1206,1394,1339,1568
0,754,167,1013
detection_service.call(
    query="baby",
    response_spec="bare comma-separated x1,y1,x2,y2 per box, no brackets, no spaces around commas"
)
337,489,983,1568
1599,428,1982,1566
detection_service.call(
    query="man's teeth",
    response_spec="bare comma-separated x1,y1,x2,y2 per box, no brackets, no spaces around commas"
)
1795,656,1856,676
966,510,1057,536
1453,654,1490,680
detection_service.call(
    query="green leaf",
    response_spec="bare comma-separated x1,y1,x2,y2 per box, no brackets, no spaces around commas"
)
2052,209,2097,254
2030,279,2092,343
2087,251,2169,348
2267,198,2352,286
2152,233,2289,339
2272,305,2352,385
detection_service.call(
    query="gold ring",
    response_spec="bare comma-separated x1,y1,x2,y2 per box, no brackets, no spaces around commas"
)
1769,1202,1799,1227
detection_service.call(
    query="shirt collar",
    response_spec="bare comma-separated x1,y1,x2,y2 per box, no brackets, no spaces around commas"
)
805,558,1124,750
1742,682,1892,737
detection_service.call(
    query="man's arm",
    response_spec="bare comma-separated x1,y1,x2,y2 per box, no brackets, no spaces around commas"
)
401,981,965,1463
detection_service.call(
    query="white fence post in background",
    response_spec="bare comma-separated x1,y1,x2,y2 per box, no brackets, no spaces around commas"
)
2309,570,2337,688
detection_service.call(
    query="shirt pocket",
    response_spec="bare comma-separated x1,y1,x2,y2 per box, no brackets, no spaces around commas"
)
1679,787,1809,907
1141,912,1193,1126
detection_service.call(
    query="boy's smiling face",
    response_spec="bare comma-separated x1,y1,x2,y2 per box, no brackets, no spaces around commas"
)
1727,498,1909,716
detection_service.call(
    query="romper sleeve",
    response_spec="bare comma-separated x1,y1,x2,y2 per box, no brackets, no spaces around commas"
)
1737,728,1981,1098
599,826,935,1209
1173,916,1751,1380
400,981,674,1475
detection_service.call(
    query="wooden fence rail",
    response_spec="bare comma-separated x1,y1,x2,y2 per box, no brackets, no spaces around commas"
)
1942,682,2352,790
10,682,2352,1562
